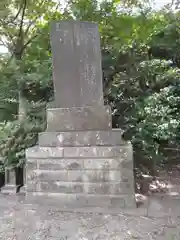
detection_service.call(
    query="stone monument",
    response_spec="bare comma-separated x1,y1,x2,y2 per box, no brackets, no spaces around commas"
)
25,20,136,212
1,168,16,194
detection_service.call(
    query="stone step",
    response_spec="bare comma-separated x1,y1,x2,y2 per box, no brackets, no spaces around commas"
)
1,184,16,195
26,192,136,209
26,144,132,159
27,169,134,182
27,157,133,172
39,129,124,147
26,180,134,195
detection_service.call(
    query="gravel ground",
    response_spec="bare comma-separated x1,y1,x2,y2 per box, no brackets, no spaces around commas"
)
0,194,180,240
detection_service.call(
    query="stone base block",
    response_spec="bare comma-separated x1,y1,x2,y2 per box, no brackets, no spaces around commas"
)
27,181,134,195
26,144,132,159
27,158,133,172
46,106,112,131
27,169,134,183
26,142,136,211
1,184,16,195
26,192,136,210
39,129,124,147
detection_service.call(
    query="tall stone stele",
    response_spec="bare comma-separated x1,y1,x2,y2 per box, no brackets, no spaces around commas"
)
25,20,136,212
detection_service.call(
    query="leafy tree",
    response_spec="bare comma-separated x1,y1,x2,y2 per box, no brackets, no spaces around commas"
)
0,0,61,119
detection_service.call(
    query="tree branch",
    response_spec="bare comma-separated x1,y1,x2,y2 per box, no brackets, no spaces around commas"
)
11,4,23,23
24,21,35,36
0,37,11,50
0,39,6,47
175,0,180,8
1,29,15,43
18,0,27,38
22,34,38,51
24,0,47,36
0,1,24,27
22,1,60,51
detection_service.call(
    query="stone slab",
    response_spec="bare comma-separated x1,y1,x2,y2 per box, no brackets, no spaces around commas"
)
26,144,133,159
26,192,136,209
1,184,16,195
27,180,134,195
1,168,16,195
39,129,124,147
26,169,134,182
26,157,132,171
46,106,112,131
63,145,133,158
26,146,64,159
50,21,104,108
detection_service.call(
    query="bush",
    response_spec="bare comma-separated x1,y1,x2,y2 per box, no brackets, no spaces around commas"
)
0,101,46,170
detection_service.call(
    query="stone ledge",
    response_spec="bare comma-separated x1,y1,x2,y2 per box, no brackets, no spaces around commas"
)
23,201,147,216
27,169,134,182
39,129,124,147
26,144,132,159
26,192,136,209
46,106,112,131
26,158,133,171
27,180,134,195
1,184,16,195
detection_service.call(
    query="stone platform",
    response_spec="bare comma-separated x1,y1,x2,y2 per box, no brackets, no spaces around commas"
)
26,131,136,211
46,106,112,131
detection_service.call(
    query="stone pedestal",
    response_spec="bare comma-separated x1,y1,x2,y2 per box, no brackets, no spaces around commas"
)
25,20,136,212
1,168,16,194
26,131,136,211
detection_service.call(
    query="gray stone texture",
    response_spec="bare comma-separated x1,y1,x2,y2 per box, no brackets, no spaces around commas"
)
27,181,134,195
26,192,135,209
27,157,133,171
39,129,124,146
26,143,136,210
27,169,133,182
50,21,104,108
26,144,132,159
46,106,112,131
1,168,16,194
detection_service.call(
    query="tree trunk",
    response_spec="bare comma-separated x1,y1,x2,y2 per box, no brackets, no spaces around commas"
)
13,52,27,121
18,90,28,120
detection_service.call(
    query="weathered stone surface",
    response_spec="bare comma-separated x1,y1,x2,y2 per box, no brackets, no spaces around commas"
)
83,158,128,170
27,170,134,189
26,144,132,159
26,192,136,208
26,157,131,171
50,21,104,108
27,180,134,195
39,129,124,147
27,169,130,182
46,106,111,131
27,158,83,171
26,146,63,158
1,169,16,194
63,144,132,158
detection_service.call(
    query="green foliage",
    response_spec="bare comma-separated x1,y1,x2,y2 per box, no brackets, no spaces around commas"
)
108,56,180,171
0,101,46,170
